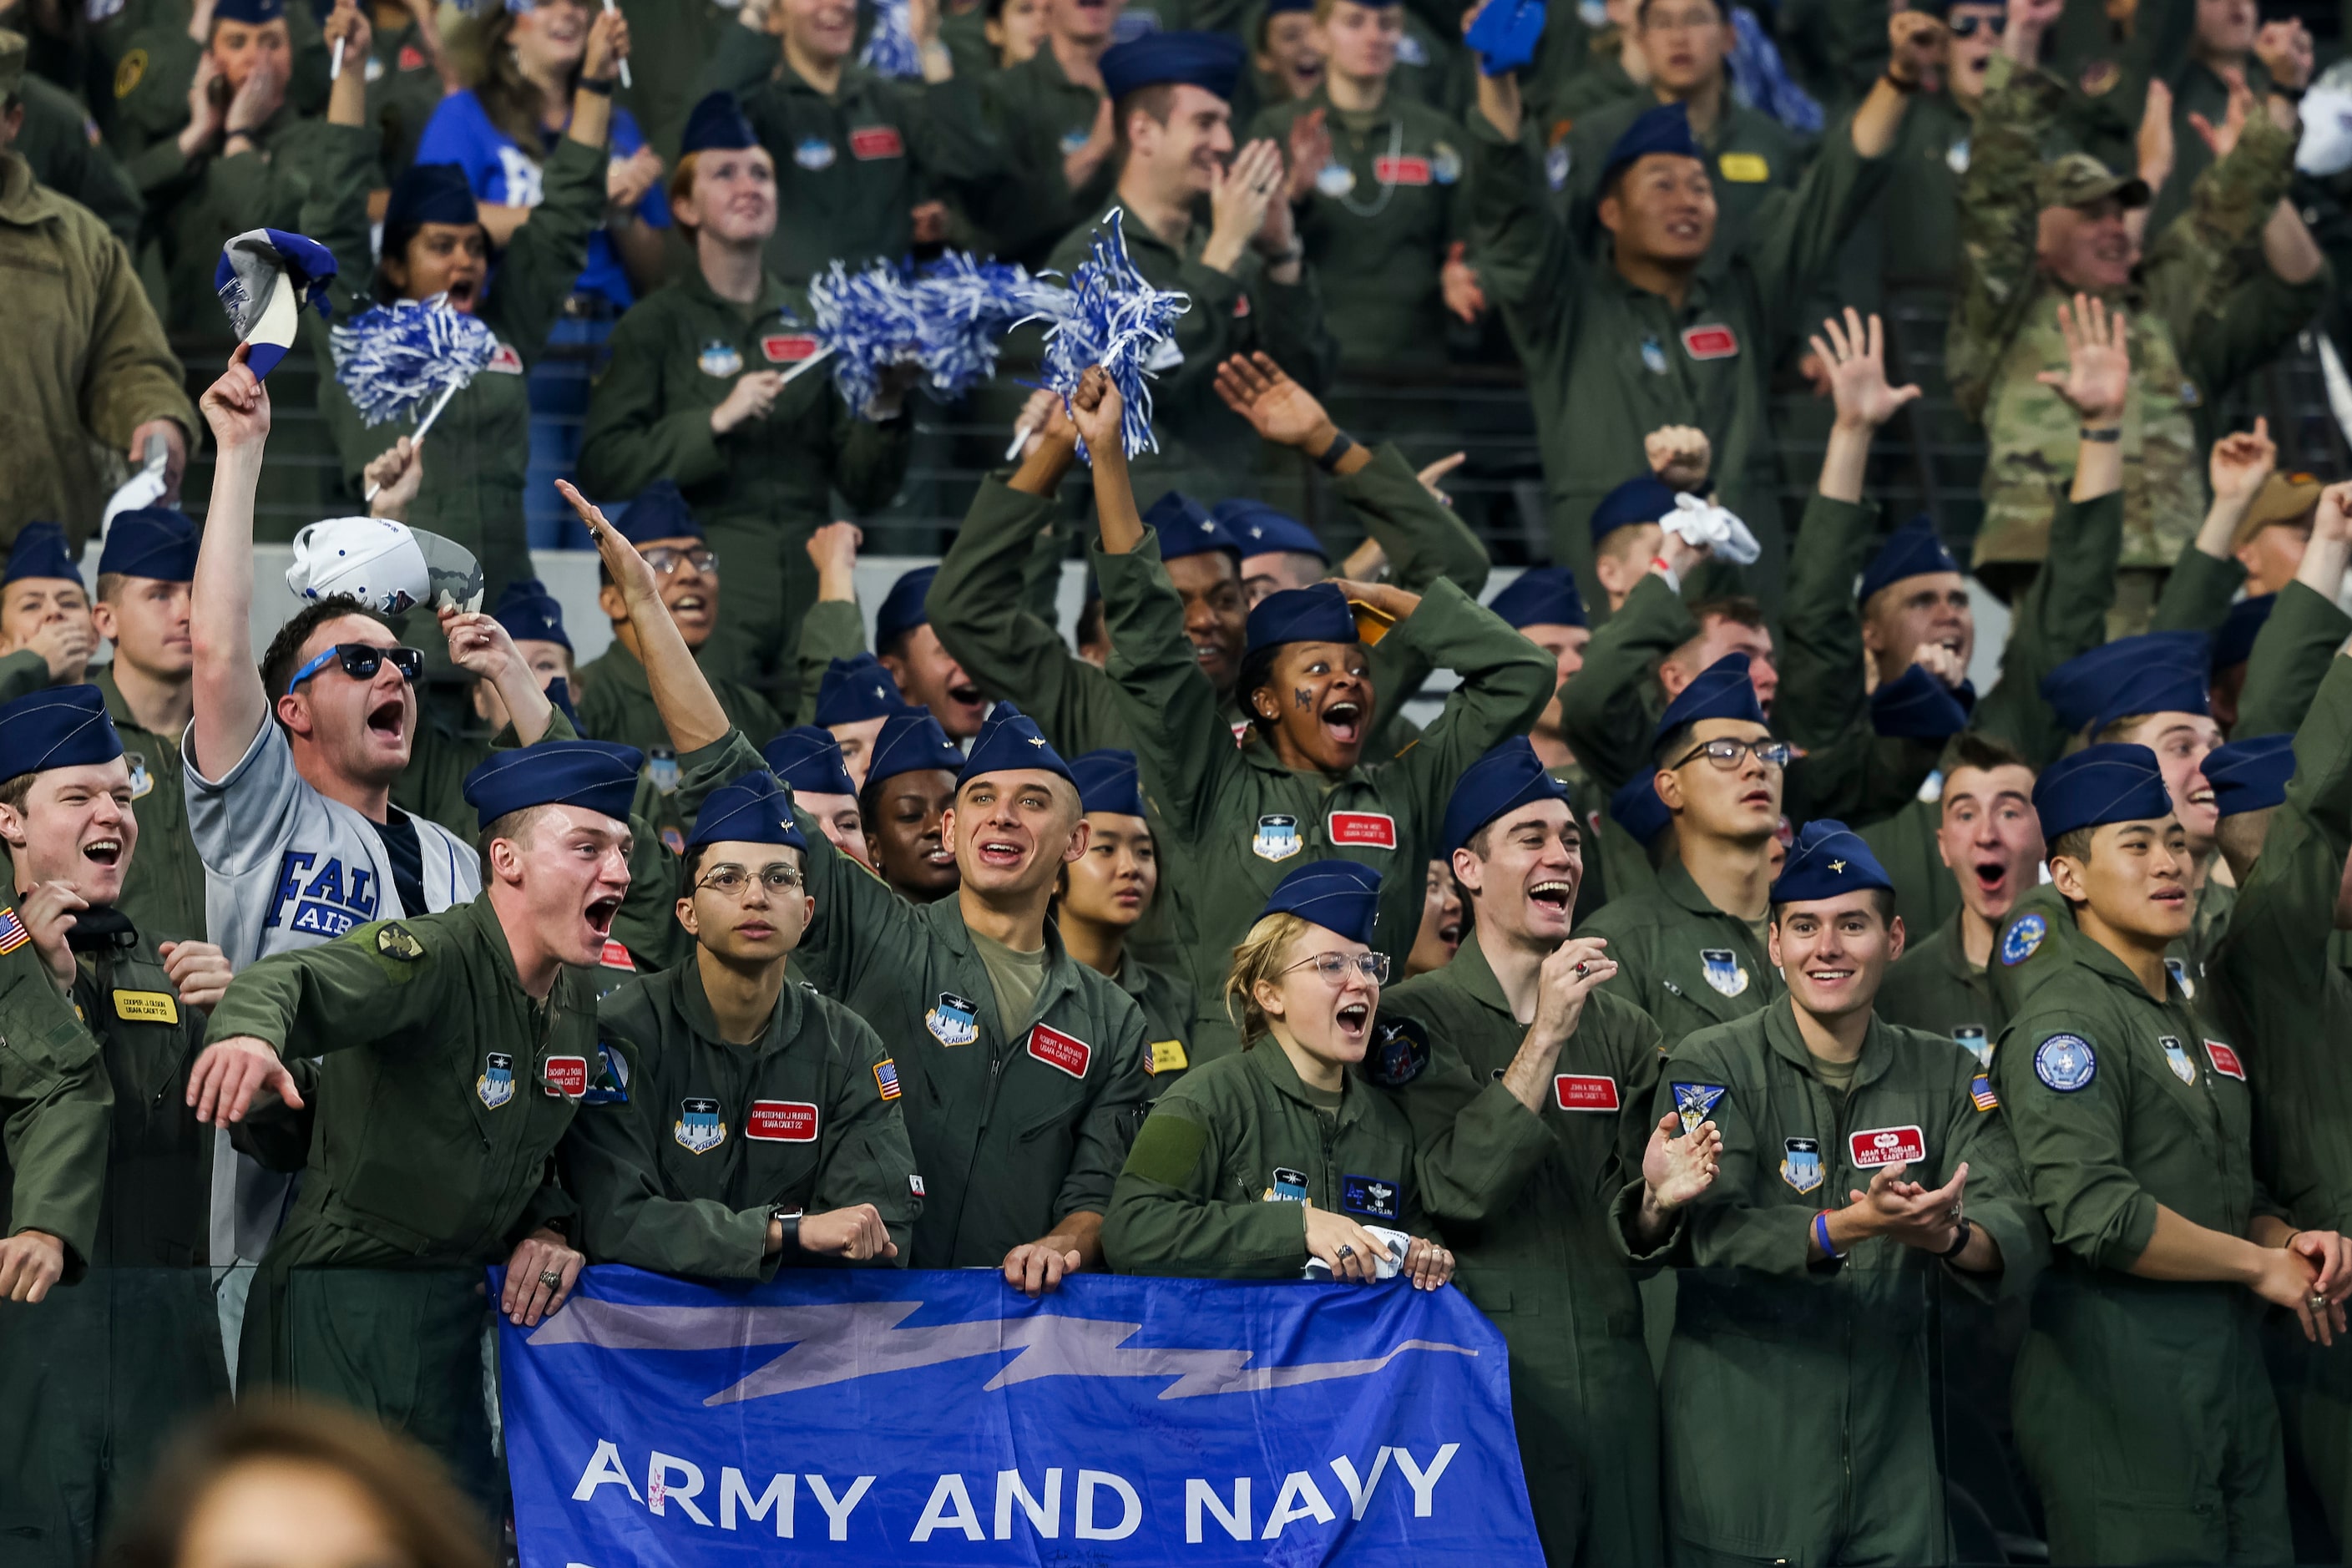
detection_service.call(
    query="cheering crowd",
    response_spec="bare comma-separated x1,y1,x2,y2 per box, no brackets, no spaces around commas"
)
8,0,2352,1561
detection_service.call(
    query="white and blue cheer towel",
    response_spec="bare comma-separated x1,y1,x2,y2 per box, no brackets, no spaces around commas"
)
215,228,337,381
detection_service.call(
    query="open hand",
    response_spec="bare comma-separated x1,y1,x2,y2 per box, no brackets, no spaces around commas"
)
556,479,662,611
224,59,286,137
1441,242,1486,322
1809,308,1922,433
1643,1111,1723,1210
186,1034,305,1125
1212,351,1333,449
1845,1161,1970,1251
2035,293,2130,424
1285,107,1332,202
2189,72,2255,161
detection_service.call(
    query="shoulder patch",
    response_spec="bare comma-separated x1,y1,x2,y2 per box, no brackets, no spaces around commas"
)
1970,1071,1999,1111
1672,1080,1727,1132
2033,1033,2097,1092
375,922,424,962
0,907,28,955
114,48,146,99
1999,912,2046,967
1362,1014,1429,1088
873,1058,902,1100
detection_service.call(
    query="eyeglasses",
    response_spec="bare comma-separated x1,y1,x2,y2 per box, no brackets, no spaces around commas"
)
1671,736,1793,771
287,643,425,690
696,864,804,898
1282,951,1390,985
1945,10,2006,36
643,546,719,577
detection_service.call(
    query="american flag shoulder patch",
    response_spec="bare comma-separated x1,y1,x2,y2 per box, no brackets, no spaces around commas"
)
874,1059,902,1100
0,908,27,955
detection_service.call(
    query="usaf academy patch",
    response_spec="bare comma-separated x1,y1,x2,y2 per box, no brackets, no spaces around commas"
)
2034,1034,2097,1092
674,1097,726,1154
476,1051,515,1109
2160,1035,2198,1085
1699,948,1749,997
1672,1081,1727,1134
1252,813,1302,862
2000,913,2046,966
925,993,979,1047
1267,1166,1308,1202
126,751,153,799
1780,1137,1823,1194
1953,1024,1990,1067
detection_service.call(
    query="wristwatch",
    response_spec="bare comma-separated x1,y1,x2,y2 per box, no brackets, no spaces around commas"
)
1940,1216,1975,1260
768,1205,802,1255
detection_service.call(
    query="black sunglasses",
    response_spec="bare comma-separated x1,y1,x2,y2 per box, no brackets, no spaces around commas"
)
1947,11,2006,37
289,642,426,690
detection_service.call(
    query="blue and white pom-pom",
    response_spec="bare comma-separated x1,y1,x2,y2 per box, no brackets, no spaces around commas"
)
1033,208,1190,460
810,259,926,417
328,296,499,428
858,0,925,78
911,252,1047,402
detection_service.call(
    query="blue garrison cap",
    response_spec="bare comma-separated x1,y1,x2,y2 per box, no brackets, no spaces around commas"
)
1217,498,1328,563
1146,491,1243,563
97,508,198,582
1601,103,1706,190
815,653,904,728
877,565,936,651
1611,771,1672,847
1464,0,1544,76
688,770,807,852
491,578,569,652
1653,651,1767,742
1771,818,1895,906
0,686,122,786
1443,737,1573,857
2033,741,2174,842
462,739,643,830
680,90,759,154
1869,664,1970,741
382,162,480,234
1100,30,1246,103
959,701,1073,787
3,522,81,587
1858,515,1964,604
1489,567,1587,630
763,726,860,797
2206,732,2297,818
1070,748,1146,818
1589,474,1680,546
862,706,964,789
212,0,285,23
2041,631,2209,734
1259,858,1383,947
2213,594,2275,673
613,479,703,547
1245,581,1358,658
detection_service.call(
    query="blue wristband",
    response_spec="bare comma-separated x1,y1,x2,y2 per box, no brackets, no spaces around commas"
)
1813,1210,1841,1261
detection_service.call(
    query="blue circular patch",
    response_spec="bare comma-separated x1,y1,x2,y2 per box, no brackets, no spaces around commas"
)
2000,913,2047,967
2033,1033,2097,1092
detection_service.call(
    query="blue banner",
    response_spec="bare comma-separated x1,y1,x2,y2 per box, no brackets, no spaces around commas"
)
498,1265,1541,1565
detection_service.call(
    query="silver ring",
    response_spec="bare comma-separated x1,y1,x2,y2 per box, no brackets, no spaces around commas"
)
2314,1294,2330,1312
1336,1244,1354,1259
539,1269,564,1291
1574,962,1589,978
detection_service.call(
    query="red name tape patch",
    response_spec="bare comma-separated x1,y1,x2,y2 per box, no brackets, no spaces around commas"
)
542,1056,587,1098
762,334,820,363
2205,1040,2247,1081
849,126,904,159
1680,325,1739,361
1554,1074,1621,1111
1849,1125,1927,1168
746,1100,820,1141
599,939,635,971
1027,1024,1092,1080
1373,154,1432,185
1328,811,1398,849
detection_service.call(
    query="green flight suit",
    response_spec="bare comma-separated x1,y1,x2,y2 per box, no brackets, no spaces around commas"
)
682,731,1156,1269
0,923,226,1568
612,0,741,157
1580,856,1782,1046
1040,200,1338,509
1560,93,1808,254
561,962,919,1277
1102,1039,1428,1275
207,898,589,1516
13,66,142,246
1632,1000,2042,1566
352,17,449,185
971,47,1115,267
2236,579,2352,743
1247,87,1470,368
1524,29,1641,130
1097,531,1553,1062
1877,910,2008,1065
576,268,914,701
1112,953,1196,1095
303,121,601,594
1992,898,2294,1565
101,667,204,951
1464,102,1889,605
1382,932,1668,1567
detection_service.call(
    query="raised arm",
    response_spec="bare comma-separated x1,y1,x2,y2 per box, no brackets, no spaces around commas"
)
2152,422,2269,634
557,480,730,754
1463,62,1581,348
2235,496,2352,739
1948,47,2065,420
187,350,273,781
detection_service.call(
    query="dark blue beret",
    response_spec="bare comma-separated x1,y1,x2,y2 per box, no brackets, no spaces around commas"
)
815,653,904,728
2212,594,2275,673
462,739,643,830
98,508,199,583
1654,651,1766,742
2041,632,2209,734
1601,103,1706,190
863,706,964,790
877,565,936,651
680,90,759,155
213,0,284,24
2034,742,2174,842
1245,581,1358,659
1589,473,1679,546
492,577,569,652
1146,491,1243,563
1259,858,1383,948
613,479,703,547
1610,771,1672,847
1100,30,1246,103
1858,515,1963,604
0,685,122,786
2206,732,2296,818
1070,748,1146,818
763,726,860,797
688,770,807,852
959,701,1073,788
1869,664,1970,741
382,162,480,235
1488,567,1587,630
1216,499,1328,563
1443,737,1573,857
1770,818,1894,905
3,521,81,587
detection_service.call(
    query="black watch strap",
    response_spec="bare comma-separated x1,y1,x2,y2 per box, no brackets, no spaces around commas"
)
770,1206,802,1254
1315,430,1357,473
1940,1216,1974,1260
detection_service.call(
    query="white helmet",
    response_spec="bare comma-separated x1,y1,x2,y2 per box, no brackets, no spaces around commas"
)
286,517,483,615
2299,62,2352,178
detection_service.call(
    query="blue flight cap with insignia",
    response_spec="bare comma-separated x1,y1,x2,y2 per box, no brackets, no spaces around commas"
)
1259,858,1383,947
613,478,703,546
1100,30,1247,104
1216,498,1328,563
97,508,199,583
1589,473,1679,547
2087,658,2211,737
1244,581,1358,659
2212,594,2274,673
1653,651,1767,742
862,706,964,789
680,90,758,154
763,725,860,797
814,652,904,727
2206,732,2297,818
462,739,644,830
1869,663,1970,741
1070,748,1146,818
491,577,569,652
1858,515,1964,604
1488,567,1587,630
1611,771,1672,847
1600,102,1706,190
2040,631,2209,734
959,701,1073,788
1442,737,1573,857
0,685,123,786
210,0,284,24
876,565,937,651
2033,741,2174,842
1145,491,1243,563
1771,818,1894,905
3,521,82,587
688,770,807,852
382,162,480,234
